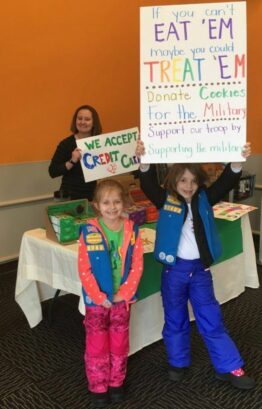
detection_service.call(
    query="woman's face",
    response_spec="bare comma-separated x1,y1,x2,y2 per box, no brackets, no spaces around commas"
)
76,109,93,135
176,169,198,203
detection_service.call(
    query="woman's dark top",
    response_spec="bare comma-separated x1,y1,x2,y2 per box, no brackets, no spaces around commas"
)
49,135,96,201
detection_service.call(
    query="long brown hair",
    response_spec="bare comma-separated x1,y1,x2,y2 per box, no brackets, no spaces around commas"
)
164,164,208,197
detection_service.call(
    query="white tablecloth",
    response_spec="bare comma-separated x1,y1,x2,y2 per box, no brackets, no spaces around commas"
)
15,214,259,355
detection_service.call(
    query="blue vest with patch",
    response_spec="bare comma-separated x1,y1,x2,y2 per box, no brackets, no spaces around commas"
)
81,223,139,306
154,191,222,265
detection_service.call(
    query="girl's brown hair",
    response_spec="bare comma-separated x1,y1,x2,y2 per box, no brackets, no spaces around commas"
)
93,179,127,208
164,163,208,197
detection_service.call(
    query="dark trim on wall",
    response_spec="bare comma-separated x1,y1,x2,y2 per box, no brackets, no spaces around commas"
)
0,259,18,275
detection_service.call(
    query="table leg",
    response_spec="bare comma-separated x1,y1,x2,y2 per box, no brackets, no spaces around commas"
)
48,289,61,326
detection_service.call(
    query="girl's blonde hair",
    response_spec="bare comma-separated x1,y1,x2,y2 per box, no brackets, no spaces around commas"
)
164,163,208,197
93,179,127,206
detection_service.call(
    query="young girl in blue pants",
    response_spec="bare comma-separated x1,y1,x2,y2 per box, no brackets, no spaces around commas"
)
136,141,255,390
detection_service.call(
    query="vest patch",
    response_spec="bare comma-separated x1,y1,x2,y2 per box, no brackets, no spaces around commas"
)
86,233,103,244
87,226,98,233
130,232,136,246
164,204,182,213
87,244,104,251
166,195,181,205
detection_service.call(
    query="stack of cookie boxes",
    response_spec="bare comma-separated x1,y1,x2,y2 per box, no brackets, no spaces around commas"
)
125,187,159,225
45,199,92,244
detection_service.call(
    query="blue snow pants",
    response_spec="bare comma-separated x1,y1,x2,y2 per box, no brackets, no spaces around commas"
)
161,257,244,373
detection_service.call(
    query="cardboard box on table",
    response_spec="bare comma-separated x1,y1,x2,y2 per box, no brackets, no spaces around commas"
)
125,205,147,225
128,187,159,223
45,199,95,244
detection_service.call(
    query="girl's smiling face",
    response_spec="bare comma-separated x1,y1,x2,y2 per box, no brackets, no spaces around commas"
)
95,189,124,227
176,169,199,203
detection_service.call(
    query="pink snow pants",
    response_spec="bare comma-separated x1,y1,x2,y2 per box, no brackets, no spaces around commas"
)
84,302,130,393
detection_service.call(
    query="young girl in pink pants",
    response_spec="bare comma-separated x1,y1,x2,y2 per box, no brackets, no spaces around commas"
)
78,179,143,407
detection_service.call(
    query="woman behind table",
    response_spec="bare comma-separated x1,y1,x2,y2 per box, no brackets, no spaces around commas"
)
49,105,102,200
136,140,255,391
78,179,144,407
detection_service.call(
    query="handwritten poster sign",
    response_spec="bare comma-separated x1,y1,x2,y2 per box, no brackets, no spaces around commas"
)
76,127,139,182
140,2,246,163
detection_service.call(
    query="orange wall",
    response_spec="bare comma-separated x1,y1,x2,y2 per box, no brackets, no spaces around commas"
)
1,0,261,163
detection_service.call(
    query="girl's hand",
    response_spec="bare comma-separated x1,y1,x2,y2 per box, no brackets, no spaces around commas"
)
135,139,145,158
241,142,251,159
113,293,124,303
231,142,251,169
102,299,112,308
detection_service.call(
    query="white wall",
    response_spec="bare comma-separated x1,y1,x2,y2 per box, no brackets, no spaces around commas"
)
0,161,59,262
242,155,262,234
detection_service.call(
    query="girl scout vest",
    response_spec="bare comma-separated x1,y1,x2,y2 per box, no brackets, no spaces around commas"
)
154,191,222,265
81,222,139,306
